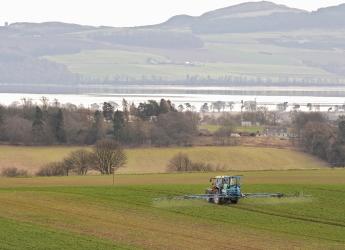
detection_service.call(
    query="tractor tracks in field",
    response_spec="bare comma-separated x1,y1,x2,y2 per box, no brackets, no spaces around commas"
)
233,205,345,228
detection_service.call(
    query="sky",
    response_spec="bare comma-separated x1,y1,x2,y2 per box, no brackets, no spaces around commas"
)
1,0,345,27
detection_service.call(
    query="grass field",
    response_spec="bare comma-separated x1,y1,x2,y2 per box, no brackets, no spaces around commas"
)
200,124,264,133
0,145,327,174
46,48,333,81
0,169,344,249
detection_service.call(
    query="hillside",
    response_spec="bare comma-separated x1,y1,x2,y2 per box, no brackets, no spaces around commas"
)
1,1,345,87
162,1,345,33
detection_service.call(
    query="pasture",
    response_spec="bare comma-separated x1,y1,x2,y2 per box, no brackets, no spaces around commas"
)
0,145,327,174
0,169,344,249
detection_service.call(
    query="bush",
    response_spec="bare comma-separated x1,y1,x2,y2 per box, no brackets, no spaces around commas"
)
213,126,239,146
167,153,223,172
63,149,95,175
188,162,215,172
167,153,192,172
36,162,68,176
1,167,28,177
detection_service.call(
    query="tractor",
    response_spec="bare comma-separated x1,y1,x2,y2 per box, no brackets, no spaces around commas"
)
182,175,284,205
206,176,241,204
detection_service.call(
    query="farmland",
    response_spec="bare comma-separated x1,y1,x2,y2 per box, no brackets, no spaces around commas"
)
199,124,264,133
43,29,345,83
0,169,344,249
0,145,327,174
45,44,334,82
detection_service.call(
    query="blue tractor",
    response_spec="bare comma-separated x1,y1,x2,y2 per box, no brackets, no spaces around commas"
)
206,176,242,204
184,176,283,205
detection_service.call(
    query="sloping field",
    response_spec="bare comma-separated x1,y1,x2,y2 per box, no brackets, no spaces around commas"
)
0,169,344,249
0,145,327,174
46,48,333,81
43,29,345,83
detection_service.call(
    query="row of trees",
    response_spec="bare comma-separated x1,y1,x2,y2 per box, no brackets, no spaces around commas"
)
200,101,345,113
37,139,127,176
0,98,199,146
292,112,345,167
81,73,345,86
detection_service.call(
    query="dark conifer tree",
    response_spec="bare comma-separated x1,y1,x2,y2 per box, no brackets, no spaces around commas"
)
50,109,66,143
102,102,114,121
32,106,45,143
113,110,125,141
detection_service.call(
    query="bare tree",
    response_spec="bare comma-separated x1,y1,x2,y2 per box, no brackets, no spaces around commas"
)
40,96,49,110
227,101,235,111
93,139,127,175
3,116,32,144
213,126,237,146
52,98,60,108
64,149,95,175
211,101,225,112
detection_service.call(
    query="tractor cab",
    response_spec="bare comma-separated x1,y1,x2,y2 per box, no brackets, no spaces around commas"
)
207,176,242,204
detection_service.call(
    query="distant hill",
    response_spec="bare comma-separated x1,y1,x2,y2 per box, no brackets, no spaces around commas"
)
160,1,345,33
1,1,345,87
4,22,94,35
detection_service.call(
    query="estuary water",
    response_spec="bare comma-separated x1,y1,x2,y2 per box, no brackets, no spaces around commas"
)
0,84,345,112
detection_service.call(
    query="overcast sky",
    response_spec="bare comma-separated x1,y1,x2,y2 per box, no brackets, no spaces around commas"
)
1,0,345,27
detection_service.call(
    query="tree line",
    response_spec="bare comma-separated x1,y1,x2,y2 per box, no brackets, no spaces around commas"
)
292,112,345,167
0,98,199,146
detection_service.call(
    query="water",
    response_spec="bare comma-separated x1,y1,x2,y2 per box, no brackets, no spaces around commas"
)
0,85,344,112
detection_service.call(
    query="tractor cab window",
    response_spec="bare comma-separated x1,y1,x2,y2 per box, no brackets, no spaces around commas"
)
230,177,239,186
215,178,223,188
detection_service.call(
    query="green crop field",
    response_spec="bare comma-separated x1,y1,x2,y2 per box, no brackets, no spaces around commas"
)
0,145,327,174
0,169,344,249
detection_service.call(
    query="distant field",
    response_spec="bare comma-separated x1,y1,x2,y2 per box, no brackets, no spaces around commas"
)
200,124,264,133
42,28,345,83
0,169,344,249
45,37,336,82
0,145,327,174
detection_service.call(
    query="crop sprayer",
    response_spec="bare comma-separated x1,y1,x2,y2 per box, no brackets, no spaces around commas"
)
180,176,284,205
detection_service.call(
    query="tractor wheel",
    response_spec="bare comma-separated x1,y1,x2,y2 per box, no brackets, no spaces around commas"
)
206,189,214,203
214,195,222,205
230,199,238,204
